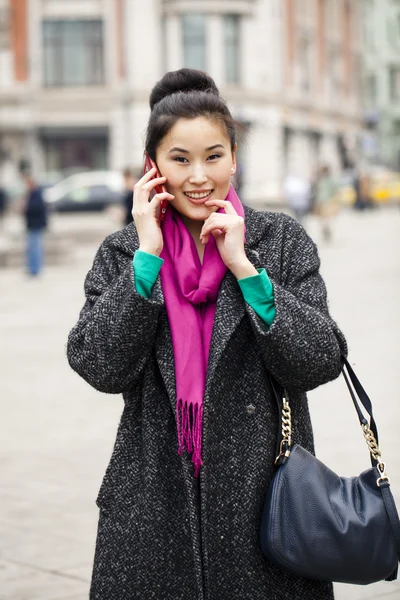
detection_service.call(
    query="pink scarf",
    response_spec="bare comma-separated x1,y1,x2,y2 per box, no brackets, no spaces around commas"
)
160,186,245,476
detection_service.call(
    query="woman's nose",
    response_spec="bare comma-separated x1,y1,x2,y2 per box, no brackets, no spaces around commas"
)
188,165,208,185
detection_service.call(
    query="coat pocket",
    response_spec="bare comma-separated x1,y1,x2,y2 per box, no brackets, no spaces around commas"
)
90,504,142,598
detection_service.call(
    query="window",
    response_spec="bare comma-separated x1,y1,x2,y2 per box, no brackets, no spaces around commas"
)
223,15,240,84
327,46,342,102
43,136,107,178
298,38,312,94
0,3,10,50
387,13,400,48
43,20,104,86
363,0,375,50
389,67,400,102
182,14,206,71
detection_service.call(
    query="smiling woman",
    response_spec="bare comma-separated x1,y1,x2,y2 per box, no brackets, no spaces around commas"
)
155,117,237,251
67,68,347,600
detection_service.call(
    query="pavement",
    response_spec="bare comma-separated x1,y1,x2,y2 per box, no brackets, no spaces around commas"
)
0,206,399,600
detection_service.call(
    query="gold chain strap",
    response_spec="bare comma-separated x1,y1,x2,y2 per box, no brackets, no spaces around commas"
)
275,395,292,465
361,423,390,487
362,423,382,462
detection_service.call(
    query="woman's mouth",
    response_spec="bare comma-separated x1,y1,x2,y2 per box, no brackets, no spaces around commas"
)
184,190,213,204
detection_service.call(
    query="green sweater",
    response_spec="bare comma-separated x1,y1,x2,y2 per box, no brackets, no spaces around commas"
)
133,249,276,327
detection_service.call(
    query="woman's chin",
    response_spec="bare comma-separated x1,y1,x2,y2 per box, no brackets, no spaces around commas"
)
173,202,217,221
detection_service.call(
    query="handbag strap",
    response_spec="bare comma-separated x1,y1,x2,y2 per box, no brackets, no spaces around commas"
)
341,356,379,466
270,355,387,472
343,360,400,563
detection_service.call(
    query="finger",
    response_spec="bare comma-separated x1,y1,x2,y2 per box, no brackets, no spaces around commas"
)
133,192,173,218
201,229,223,245
149,192,174,208
134,176,168,207
135,167,157,187
142,176,167,193
200,221,226,244
211,229,224,242
200,213,231,237
204,199,237,215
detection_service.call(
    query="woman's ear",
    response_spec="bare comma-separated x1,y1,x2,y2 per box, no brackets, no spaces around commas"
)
231,144,238,175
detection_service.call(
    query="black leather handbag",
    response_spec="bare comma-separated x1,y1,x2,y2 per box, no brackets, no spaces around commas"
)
260,356,400,585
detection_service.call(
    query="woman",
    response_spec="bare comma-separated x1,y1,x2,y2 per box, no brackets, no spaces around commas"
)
67,69,347,600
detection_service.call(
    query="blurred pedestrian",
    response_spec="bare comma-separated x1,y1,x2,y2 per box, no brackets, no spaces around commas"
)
314,165,339,242
122,167,138,226
67,68,346,600
354,171,373,210
283,172,311,226
0,187,7,230
23,173,47,276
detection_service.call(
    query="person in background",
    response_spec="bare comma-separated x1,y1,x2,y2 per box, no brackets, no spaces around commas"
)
122,167,138,226
0,186,7,230
354,171,373,210
283,172,311,227
314,165,339,242
23,172,47,276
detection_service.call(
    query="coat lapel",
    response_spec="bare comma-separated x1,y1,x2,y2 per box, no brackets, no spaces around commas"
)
205,245,263,394
205,270,245,394
153,281,178,413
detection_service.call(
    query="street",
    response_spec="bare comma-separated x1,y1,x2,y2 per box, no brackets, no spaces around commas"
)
0,206,399,600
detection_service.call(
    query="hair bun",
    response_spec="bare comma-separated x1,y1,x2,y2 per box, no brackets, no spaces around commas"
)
149,69,219,111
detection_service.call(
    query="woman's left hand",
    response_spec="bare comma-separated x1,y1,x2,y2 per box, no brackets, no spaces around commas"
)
200,200,258,279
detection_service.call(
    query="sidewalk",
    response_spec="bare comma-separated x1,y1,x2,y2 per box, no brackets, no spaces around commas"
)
1,207,399,599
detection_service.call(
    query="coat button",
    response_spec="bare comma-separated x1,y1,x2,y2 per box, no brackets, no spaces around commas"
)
246,404,256,414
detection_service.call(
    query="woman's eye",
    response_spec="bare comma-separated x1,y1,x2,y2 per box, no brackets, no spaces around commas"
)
174,156,189,163
207,154,221,161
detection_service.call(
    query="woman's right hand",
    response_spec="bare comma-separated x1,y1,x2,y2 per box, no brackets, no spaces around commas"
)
132,168,174,256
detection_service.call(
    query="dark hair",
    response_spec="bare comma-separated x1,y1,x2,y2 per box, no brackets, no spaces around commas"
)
145,69,237,159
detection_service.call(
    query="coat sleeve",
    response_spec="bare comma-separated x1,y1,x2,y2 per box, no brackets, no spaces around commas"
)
67,239,164,394
245,217,347,393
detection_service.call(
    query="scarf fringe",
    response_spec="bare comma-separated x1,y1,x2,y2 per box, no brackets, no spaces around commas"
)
176,399,204,477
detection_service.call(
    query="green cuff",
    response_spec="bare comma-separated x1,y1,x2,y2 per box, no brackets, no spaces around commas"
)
238,268,276,327
133,249,164,298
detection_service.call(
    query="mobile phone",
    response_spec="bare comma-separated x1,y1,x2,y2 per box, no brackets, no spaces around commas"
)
143,154,168,222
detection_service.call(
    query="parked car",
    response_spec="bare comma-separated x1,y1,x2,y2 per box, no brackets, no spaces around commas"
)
43,171,125,212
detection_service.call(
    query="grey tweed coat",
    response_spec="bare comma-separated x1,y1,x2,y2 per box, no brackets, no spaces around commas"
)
67,206,347,600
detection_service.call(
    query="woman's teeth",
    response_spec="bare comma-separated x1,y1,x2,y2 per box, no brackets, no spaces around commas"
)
184,191,212,199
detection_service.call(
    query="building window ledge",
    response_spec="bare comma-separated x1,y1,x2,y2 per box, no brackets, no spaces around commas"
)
163,0,255,16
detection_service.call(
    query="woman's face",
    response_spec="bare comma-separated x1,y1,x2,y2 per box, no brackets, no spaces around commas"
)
155,117,236,222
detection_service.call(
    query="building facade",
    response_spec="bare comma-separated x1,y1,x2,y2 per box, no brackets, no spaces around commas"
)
0,0,364,205
362,0,400,171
